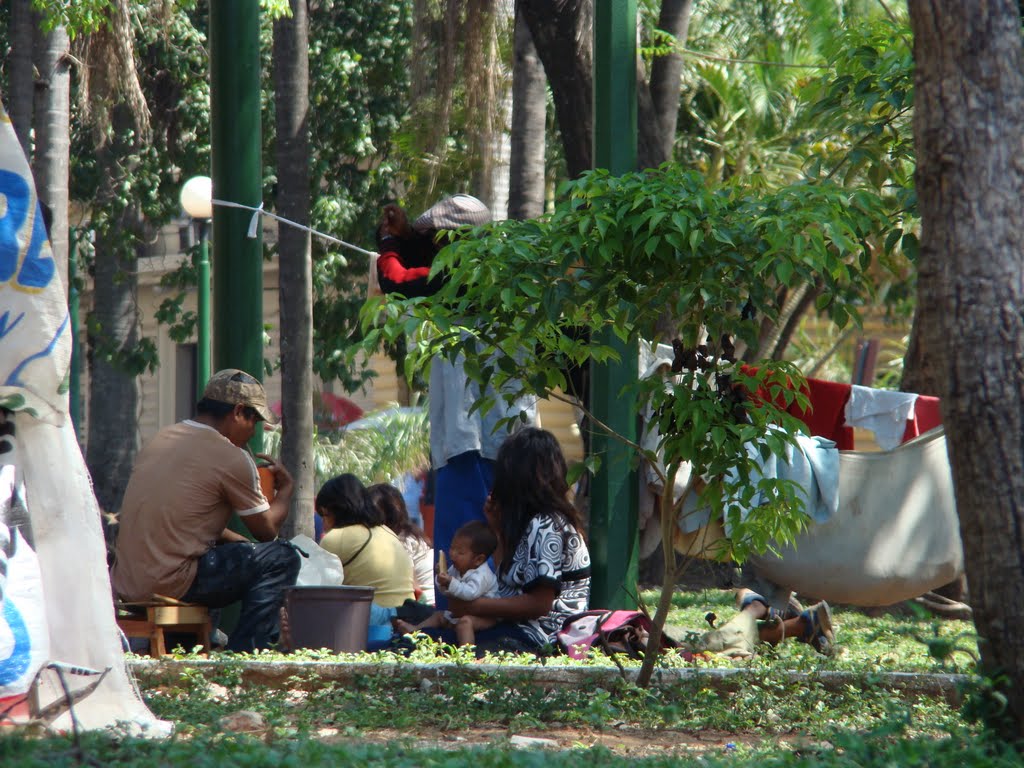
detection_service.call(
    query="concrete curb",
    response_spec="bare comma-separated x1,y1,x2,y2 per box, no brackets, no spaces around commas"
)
128,659,973,705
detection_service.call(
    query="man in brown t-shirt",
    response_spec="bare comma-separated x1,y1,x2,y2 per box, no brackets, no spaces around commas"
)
112,369,299,652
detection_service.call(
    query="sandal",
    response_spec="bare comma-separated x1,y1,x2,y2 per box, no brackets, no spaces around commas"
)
800,601,836,656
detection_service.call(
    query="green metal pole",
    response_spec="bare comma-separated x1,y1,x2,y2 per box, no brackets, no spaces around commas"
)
68,228,81,440
590,0,639,609
210,0,264,453
195,219,211,401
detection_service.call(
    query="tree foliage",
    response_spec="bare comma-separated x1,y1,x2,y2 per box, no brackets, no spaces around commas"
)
359,161,900,684
362,164,895,553
68,3,210,375
664,5,918,366
292,0,413,389
54,2,412,390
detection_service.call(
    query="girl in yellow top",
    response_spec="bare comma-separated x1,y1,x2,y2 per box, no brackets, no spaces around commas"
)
316,474,415,608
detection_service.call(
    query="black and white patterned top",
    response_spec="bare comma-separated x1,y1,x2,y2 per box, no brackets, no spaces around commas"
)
497,511,591,646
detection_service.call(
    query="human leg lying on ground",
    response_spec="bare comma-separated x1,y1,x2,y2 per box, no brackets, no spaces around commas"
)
736,588,835,655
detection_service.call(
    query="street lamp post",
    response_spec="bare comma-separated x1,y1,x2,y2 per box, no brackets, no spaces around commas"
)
180,175,213,400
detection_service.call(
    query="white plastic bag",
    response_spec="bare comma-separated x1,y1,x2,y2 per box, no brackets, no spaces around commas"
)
290,534,344,586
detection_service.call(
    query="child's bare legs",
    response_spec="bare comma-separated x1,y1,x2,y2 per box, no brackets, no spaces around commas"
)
395,610,447,635
395,611,499,648
454,614,497,647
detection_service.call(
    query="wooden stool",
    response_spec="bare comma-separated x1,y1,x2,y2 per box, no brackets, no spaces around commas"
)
116,595,212,657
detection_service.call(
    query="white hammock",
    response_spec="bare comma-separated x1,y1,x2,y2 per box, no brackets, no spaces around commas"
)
746,425,962,606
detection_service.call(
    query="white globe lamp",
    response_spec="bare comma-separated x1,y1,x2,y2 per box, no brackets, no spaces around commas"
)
180,175,213,219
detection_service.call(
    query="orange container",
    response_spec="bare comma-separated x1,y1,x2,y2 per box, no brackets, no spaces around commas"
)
257,465,276,501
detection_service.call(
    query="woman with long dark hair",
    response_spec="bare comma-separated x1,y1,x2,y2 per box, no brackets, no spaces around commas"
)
316,474,415,608
438,427,591,652
369,482,434,605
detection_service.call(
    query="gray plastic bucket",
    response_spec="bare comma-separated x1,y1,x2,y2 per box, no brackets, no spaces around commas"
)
284,585,375,653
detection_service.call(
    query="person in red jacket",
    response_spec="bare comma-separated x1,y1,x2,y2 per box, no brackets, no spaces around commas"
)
375,203,441,297
375,194,489,297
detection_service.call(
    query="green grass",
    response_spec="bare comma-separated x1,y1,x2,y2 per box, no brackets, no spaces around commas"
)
1,726,1021,768
131,585,981,744
651,587,979,674
140,662,969,739
1,587,1006,767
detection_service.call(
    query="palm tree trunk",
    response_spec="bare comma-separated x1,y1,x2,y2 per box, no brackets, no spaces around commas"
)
86,105,142,513
273,0,315,539
466,0,499,206
8,0,35,157
82,0,151,513
508,4,546,220
518,0,593,177
639,0,693,168
519,0,693,175
32,23,72,294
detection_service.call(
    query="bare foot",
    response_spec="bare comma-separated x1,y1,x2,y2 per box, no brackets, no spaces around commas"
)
277,607,292,651
395,619,419,635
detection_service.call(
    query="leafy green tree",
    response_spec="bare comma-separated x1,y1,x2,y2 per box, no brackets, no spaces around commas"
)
360,164,897,685
399,0,513,214
680,0,826,183
297,0,412,391
798,10,919,386
672,3,916,365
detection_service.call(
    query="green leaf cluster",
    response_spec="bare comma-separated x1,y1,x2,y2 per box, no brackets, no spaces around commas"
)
60,4,210,375
360,164,896,558
31,0,111,38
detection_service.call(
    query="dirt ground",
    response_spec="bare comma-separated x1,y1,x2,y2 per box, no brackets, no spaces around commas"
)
316,725,811,757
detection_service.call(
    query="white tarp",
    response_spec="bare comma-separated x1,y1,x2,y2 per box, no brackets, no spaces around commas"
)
0,118,70,425
0,526,48,698
637,351,963,607
0,104,165,733
748,426,963,606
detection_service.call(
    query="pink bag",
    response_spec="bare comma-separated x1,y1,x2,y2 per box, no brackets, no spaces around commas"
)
557,609,670,659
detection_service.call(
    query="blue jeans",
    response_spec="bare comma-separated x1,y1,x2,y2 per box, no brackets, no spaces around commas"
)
182,540,300,652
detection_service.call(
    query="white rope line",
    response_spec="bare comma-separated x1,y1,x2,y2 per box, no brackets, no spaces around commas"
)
211,198,379,262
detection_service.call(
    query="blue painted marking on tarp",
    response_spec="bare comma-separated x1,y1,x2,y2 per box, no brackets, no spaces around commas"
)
0,169,56,291
0,599,31,685
0,311,24,340
4,312,69,387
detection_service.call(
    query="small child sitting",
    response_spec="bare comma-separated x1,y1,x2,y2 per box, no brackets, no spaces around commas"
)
394,520,499,647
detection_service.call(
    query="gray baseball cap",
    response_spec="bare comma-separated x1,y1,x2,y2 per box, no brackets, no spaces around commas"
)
413,194,491,232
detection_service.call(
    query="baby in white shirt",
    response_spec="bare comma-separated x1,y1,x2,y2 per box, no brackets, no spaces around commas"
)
395,520,499,646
